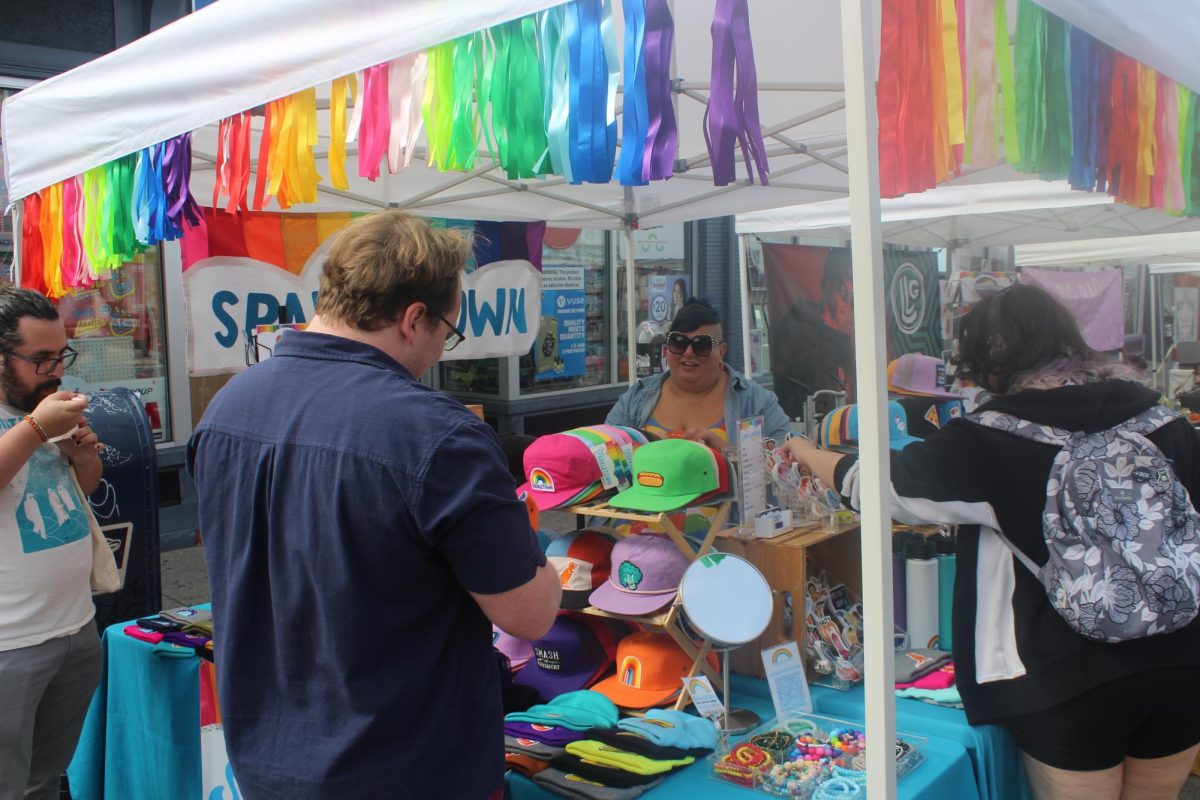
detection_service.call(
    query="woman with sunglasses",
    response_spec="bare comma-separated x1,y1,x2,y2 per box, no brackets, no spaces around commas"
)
606,299,789,449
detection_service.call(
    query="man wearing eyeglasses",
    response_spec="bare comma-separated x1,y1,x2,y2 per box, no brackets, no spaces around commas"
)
0,287,105,800
188,210,559,800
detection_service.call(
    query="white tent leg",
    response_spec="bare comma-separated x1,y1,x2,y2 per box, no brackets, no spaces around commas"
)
10,203,21,288
738,234,753,377
625,226,638,385
840,0,898,798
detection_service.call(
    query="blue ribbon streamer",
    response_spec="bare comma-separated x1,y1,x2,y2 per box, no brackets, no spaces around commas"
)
618,0,648,185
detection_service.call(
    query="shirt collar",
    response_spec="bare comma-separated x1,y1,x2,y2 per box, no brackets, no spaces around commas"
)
272,329,415,380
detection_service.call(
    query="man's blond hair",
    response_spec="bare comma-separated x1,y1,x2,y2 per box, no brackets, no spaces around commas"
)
316,210,472,331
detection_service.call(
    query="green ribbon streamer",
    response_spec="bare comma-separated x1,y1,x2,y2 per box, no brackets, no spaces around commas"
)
1013,0,1044,172
1040,12,1071,178
995,0,1020,165
448,35,479,171
488,17,550,179
423,41,457,170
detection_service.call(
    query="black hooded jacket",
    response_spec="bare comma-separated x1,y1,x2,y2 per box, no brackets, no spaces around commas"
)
832,380,1200,724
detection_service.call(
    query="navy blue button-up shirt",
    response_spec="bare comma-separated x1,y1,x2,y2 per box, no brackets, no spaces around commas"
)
188,330,545,799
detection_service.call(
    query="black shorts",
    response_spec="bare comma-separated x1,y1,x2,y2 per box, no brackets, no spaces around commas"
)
1002,666,1200,771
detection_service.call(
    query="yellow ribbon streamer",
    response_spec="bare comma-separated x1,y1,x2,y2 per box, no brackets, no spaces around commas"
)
329,74,356,190
942,0,965,148
1136,62,1156,208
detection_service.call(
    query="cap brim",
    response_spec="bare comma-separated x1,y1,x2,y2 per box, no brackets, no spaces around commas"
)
608,487,705,513
518,481,602,511
588,581,678,616
890,386,963,399
512,664,598,700
890,435,923,450
590,674,681,710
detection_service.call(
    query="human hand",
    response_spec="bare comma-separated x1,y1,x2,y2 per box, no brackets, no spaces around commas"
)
56,419,102,462
780,435,820,469
681,427,725,450
30,391,88,439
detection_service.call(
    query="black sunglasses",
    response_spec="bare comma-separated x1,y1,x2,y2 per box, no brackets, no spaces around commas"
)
436,314,466,352
666,332,722,357
5,347,78,375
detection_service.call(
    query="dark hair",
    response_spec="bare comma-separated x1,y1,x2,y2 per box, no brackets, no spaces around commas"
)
669,298,720,334
954,284,1098,394
0,288,58,351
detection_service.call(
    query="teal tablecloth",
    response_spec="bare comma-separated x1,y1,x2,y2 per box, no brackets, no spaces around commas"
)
509,676,984,800
812,684,1033,800
67,619,205,800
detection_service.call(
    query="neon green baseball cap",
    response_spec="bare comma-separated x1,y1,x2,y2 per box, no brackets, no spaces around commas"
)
608,439,721,513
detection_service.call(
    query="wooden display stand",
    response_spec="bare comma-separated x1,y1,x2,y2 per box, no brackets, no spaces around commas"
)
716,522,862,679
567,499,733,708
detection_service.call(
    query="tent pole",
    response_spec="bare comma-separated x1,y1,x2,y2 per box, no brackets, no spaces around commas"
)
840,0,898,798
624,225,638,385
738,234,753,377
10,203,21,288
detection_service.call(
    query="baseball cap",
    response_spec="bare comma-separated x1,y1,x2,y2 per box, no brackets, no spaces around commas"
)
895,397,965,439
690,447,734,505
819,406,856,453
844,401,923,451
887,354,963,399
608,440,720,512
513,615,616,701
547,529,617,609
588,534,689,616
493,625,535,671
517,433,606,511
591,632,720,710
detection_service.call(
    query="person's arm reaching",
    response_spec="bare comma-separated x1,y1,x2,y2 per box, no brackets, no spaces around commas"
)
0,391,89,489
471,564,561,641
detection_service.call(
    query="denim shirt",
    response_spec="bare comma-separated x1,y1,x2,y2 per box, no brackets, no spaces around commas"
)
605,363,792,444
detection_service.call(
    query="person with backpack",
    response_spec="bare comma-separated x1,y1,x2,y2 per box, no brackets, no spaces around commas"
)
783,284,1200,800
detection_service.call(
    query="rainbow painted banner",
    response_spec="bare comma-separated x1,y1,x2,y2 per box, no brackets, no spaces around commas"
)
180,209,545,375
878,0,1200,215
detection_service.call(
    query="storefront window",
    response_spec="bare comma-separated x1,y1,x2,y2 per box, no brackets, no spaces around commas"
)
58,249,173,442
616,224,688,382
519,228,609,394
440,357,501,395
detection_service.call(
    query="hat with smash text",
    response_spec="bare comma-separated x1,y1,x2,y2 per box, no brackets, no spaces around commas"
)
588,534,689,616
547,529,618,609
513,615,615,701
608,440,720,513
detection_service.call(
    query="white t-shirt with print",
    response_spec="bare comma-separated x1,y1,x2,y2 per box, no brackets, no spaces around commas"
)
0,404,94,651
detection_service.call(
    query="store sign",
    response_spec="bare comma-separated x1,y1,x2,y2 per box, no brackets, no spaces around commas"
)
536,264,586,380
184,254,542,375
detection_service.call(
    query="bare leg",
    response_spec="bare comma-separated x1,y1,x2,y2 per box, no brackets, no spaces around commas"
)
1118,744,1200,800
1021,752,1122,800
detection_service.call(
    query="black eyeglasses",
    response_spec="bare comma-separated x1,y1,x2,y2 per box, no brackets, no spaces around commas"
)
666,332,722,357
5,347,78,375
437,314,466,352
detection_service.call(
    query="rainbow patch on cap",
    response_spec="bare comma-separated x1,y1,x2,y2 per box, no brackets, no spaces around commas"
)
529,468,555,493
618,655,644,688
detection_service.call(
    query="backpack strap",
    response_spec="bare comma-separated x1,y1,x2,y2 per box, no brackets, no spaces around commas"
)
1117,404,1184,437
968,410,1073,447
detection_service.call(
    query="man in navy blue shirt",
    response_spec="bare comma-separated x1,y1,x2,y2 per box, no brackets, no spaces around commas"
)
188,211,560,799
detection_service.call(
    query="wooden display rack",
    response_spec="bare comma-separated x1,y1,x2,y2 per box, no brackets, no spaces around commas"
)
566,498,733,708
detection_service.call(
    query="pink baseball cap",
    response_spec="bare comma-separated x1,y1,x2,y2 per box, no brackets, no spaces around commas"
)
887,354,963,399
516,433,605,511
493,625,534,671
588,534,690,616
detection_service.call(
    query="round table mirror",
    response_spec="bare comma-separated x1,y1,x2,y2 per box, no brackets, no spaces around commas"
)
679,553,774,734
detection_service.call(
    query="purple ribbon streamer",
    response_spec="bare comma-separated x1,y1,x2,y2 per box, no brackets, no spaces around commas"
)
642,0,677,181
161,133,203,237
705,0,768,186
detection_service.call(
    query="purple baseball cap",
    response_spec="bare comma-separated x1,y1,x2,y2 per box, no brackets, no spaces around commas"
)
887,354,963,399
588,534,689,616
493,625,534,672
512,615,613,701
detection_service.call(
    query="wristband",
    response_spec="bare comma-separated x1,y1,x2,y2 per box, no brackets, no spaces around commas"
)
24,415,49,442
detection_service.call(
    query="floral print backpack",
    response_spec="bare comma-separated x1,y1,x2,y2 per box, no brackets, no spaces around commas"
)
971,405,1200,642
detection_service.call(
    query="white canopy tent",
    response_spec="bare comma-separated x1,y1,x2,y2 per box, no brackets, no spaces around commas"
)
1016,231,1200,266
2,1,1196,796
736,172,1200,249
